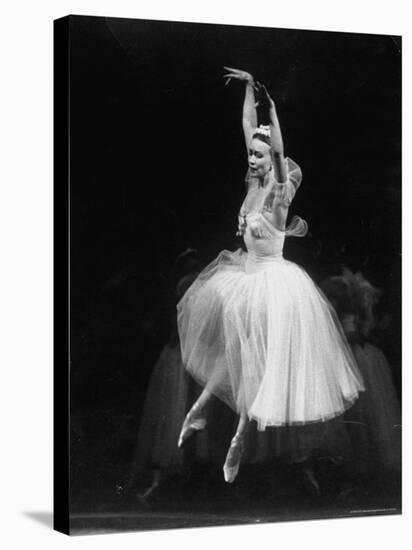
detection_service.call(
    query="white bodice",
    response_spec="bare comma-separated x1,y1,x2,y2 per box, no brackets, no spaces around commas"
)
241,212,285,260
237,156,307,263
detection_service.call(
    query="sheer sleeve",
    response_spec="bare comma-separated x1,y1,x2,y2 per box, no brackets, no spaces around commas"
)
275,157,307,238
285,215,308,237
273,157,303,207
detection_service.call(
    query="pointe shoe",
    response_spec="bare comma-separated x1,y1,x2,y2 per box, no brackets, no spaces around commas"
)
178,403,206,448
223,435,244,483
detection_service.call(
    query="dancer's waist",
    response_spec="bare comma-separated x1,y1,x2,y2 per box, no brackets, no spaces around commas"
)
245,251,284,273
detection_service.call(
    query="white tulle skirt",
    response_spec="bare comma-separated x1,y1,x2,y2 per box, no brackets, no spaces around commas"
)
177,249,364,431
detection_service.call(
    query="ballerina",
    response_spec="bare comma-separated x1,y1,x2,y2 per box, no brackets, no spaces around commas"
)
177,67,364,483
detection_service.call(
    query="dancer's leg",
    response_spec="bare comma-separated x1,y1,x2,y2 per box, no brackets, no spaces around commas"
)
223,414,249,483
195,387,213,409
179,358,234,448
178,387,212,447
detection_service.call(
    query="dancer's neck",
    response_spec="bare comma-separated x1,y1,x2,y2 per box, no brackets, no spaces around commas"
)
258,171,274,189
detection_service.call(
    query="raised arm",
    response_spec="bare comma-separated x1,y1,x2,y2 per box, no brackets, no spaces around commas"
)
223,67,257,150
260,84,288,183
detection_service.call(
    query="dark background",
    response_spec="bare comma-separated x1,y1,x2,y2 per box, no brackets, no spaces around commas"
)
67,16,401,517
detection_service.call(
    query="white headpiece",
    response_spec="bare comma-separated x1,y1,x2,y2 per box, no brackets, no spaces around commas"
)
253,125,271,138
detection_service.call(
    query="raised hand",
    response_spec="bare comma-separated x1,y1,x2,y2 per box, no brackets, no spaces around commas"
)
223,66,254,87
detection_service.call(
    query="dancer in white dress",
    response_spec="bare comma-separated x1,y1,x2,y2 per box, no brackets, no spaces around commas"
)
177,67,364,483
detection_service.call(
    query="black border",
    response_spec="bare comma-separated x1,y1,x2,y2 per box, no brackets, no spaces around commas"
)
53,15,70,536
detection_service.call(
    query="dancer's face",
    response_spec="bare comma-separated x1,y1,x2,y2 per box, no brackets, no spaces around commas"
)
248,139,272,179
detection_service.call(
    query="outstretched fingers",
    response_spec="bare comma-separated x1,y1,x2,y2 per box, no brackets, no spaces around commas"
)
223,65,242,73
223,66,253,83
